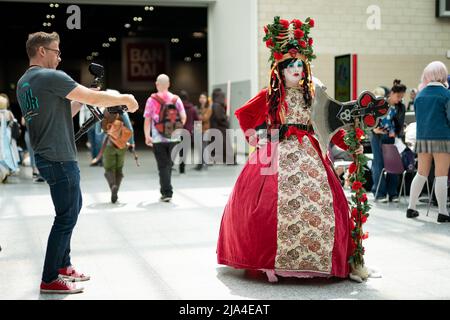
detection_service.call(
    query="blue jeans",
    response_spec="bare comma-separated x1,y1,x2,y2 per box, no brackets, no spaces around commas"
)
370,133,398,199
35,154,82,283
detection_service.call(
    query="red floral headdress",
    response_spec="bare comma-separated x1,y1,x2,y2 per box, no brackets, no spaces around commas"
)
263,16,316,124
263,16,316,64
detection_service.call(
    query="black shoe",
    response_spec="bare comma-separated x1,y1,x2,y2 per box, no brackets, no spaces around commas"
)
437,213,450,223
389,196,399,203
160,195,172,202
406,208,419,218
111,185,118,203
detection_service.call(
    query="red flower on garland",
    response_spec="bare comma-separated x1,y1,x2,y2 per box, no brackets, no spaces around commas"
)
362,232,369,240
280,19,290,28
363,115,375,127
351,208,359,219
273,52,284,61
361,215,368,224
291,19,303,29
264,25,268,34
348,162,357,174
308,38,314,46
265,38,274,48
309,19,315,27
359,193,368,203
355,128,365,140
294,29,304,39
299,40,307,48
351,181,363,191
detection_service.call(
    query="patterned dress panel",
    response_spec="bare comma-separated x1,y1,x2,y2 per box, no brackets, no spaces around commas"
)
275,88,335,273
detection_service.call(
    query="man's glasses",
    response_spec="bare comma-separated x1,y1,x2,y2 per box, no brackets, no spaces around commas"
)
44,47,61,57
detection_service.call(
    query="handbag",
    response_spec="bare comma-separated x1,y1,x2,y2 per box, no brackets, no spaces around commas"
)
105,114,132,149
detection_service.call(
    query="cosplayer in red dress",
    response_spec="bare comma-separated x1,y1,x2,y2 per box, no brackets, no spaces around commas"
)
217,17,357,282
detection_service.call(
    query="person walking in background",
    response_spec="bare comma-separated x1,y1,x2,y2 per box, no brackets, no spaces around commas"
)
99,99,135,204
406,61,450,222
407,89,417,112
0,93,20,182
210,88,233,164
144,74,186,202
195,92,212,170
370,80,407,203
178,90,199,174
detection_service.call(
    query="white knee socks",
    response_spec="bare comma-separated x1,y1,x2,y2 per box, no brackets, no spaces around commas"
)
435,176,449,216
408,174,427,210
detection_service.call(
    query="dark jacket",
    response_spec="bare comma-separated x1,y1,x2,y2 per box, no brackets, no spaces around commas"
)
182,101,199,135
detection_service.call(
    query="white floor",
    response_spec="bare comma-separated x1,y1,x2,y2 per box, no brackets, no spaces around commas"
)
0,150,449,300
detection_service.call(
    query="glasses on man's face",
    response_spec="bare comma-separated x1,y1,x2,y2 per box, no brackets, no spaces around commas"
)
44,47,61,57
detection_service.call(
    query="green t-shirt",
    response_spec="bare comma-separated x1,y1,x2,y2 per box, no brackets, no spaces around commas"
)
16,67,79,161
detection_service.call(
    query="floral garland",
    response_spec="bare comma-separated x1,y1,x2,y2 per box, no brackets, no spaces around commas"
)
344,124,371,269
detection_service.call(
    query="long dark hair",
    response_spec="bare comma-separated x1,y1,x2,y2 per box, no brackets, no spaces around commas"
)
267,58,312,125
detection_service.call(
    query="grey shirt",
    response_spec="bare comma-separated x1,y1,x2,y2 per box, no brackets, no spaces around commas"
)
16,67,79,161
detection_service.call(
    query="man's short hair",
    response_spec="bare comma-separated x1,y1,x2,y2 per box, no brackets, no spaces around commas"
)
156,74,170,85
26,31,60,59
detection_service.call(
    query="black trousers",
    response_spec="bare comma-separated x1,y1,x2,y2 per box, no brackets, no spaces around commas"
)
153,142,176,197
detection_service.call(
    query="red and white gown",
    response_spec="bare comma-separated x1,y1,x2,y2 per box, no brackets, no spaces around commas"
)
216,87,352,281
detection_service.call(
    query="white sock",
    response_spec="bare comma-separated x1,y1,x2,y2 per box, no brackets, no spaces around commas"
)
408,174,427,210
435,176,449,216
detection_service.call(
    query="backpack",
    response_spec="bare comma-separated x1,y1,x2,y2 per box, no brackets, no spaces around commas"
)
101,110,132,149
151,93,183,139
401,147,416,172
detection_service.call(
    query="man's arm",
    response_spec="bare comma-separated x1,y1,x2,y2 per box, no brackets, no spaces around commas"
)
66,85,139,112
144,117,153,147
71,101,83,117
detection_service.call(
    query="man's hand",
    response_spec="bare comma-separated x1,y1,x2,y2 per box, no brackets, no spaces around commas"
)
373,127,387,135
145,136,153,147
124,94,139,113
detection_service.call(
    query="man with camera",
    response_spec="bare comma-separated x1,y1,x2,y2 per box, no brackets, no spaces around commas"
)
16,31,139,294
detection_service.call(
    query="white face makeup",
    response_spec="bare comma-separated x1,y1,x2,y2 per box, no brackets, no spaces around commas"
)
283,60,304,87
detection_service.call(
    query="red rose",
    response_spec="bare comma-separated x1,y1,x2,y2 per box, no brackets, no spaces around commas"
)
273,51,284,61
351,208,359,219
361,214,368,224
291,19,303,29
355,128,365,140
308,38,314,46
288,48,298,57
299,40,307,48
352,181,363,191
266,38,274,47
294,29,304,39
264,25,268,34
348,162,357,174
280,19,290,28
309,19,315,27
359,194,368,203
362,232,369,240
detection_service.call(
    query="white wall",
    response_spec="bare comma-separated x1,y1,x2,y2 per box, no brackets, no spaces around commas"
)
207,0,258,97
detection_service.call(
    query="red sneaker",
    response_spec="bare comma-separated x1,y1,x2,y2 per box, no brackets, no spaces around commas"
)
40,278,83,294
58,266,91,282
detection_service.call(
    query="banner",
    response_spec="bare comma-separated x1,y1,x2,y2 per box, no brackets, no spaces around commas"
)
122,38,169,90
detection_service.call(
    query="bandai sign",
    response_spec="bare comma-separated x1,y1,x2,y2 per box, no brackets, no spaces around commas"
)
122,38,169,89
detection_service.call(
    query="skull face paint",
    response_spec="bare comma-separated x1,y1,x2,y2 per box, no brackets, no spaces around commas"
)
283,60,304,87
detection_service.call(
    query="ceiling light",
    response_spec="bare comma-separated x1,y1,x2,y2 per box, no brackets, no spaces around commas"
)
108,37,117,42
137,17,142,22
51,15,55,19
193,32,204,38
194,53,201,58
149,6,154,11
92,52,99,57
49,3,54,7
171,38,179,43
124,23,131,28
86,56,93,61
54,3,59,8
46,14,50,19
184,57,192,62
